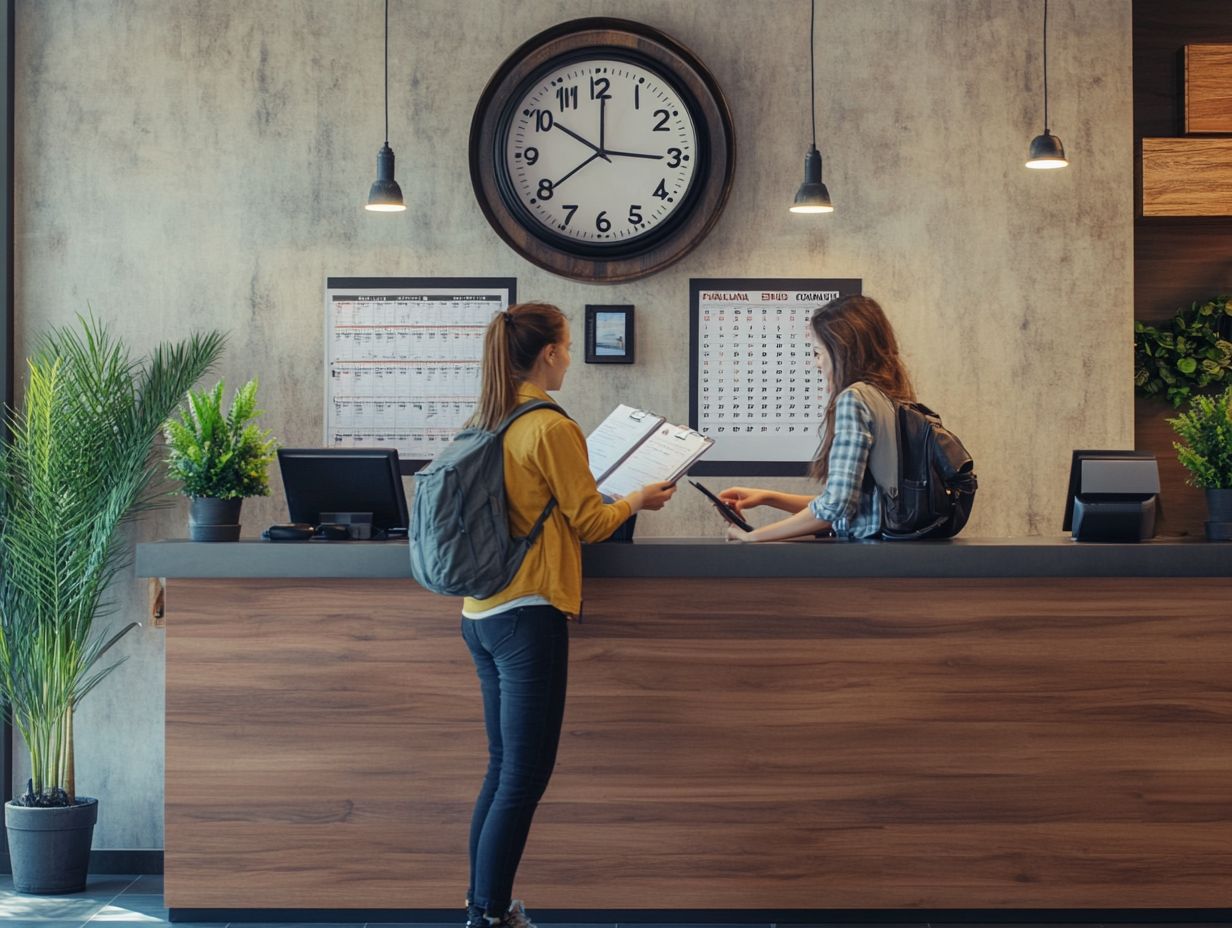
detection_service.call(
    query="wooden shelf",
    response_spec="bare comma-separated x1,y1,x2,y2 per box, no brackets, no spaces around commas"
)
1185,44,1232,133
1141,137,1232,215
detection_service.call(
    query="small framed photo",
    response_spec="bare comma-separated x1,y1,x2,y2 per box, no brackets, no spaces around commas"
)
584,304,635,364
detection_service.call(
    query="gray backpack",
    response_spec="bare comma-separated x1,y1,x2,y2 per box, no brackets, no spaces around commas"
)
409,400,564,598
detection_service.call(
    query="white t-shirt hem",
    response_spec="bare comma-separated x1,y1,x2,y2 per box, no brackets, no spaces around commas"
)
462,593,554,620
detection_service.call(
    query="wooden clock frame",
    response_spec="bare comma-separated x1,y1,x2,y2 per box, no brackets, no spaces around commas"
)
469,18,736,283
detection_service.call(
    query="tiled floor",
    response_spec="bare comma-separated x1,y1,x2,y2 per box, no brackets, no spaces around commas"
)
3,877,1230,928
4,870,463,926
0,876,793,928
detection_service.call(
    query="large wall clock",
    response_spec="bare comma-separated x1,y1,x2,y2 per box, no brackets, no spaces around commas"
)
470,18,736,283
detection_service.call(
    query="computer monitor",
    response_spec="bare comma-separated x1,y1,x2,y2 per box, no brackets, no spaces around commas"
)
278,448,409,534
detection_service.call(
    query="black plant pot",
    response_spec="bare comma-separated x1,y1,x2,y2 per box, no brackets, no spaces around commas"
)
1204,488,1232,541
190,497,242,542
5,798,98,894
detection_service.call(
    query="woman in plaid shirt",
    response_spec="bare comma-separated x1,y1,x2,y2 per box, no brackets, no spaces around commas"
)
720,295,915,541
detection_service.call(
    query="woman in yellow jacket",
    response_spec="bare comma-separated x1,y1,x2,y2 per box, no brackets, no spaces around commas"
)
462,302,675,928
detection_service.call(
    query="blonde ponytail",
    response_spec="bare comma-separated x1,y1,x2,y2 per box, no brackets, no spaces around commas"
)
467,303,566,430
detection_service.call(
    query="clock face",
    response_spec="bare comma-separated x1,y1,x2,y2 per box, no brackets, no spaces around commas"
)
470,18,735,282
502,58,699,248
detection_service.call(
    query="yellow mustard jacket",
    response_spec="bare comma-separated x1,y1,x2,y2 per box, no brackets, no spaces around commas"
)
462,383,633,617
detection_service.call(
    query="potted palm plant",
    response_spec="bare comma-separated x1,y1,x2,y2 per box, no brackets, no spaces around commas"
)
0,316,223,894
1170,384,1232,540
163,378,278,541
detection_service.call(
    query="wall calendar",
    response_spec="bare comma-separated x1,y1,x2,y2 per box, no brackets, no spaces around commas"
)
688,277,862,476
324,277,516,473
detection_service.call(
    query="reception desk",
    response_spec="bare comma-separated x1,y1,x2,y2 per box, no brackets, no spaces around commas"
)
137,537,1232,917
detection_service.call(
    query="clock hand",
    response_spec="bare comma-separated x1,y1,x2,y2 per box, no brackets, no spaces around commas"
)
552,122,612,161
552,151,603,189
603,149,665,160
599,96,606,154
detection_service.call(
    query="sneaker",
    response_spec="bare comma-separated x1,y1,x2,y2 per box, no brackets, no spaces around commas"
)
503,900,537,928
464,903,488,928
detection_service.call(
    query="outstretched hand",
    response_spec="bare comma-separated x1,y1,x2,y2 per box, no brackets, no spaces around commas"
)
638,481,677,512
718,486,773,514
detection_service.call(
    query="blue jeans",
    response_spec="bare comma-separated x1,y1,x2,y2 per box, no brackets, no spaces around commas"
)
461,605,569,916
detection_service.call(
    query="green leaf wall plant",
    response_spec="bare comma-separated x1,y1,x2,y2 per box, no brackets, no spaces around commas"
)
1134,295,1232,407
163,379,278,499
1170,385,1232,490
0,316,224,805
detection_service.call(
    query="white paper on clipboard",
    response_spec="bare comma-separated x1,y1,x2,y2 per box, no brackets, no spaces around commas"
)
597,424,714,499
586,404,666,483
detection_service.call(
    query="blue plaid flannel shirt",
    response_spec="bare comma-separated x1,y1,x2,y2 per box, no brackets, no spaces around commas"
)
808,387,882,539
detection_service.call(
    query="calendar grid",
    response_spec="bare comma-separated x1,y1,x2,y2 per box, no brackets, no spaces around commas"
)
688,278,861,476
324,278,516,473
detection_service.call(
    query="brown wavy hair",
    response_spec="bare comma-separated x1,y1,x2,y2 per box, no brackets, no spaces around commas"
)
467,301,568,431
808,295,915,481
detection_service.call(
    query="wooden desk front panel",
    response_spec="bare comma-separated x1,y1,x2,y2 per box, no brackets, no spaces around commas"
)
164,577,1232,909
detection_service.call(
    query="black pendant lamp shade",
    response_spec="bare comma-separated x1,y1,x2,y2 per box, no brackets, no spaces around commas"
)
367,143,405,211
366,0,406,211
792,144,833,213
791,0,833,214
1027,129,1067,167
1026,0,1068,170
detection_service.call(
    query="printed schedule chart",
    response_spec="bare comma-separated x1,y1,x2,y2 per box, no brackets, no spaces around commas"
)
688,278,861,476
324,278,516,471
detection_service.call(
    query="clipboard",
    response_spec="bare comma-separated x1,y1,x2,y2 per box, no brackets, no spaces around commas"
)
587,405,714,498
690,480,755,532
587,404,665,484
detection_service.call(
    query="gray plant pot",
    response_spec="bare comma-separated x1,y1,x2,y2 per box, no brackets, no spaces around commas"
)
5,798,98,894
1204,488,1232,541
189,497,242,542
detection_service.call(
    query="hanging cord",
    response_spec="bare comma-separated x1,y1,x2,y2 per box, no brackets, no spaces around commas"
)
809,0,816,147
1042,0,1049,131
381,0,386,144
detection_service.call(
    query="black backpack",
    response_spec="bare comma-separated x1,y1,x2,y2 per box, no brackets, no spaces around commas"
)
864,392,977,541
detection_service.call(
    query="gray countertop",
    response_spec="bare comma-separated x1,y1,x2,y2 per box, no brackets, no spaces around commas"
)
136,535,1232,579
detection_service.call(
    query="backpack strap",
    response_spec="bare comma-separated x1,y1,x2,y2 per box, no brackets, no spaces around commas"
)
494,399,569,543
846,382,900,501
494,399,568,435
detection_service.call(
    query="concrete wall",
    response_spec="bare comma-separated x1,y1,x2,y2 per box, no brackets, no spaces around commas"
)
12,0,1132,848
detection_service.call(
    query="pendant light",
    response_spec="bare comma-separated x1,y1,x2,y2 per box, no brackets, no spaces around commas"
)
366,0,406,211
1025,0,1068,170
790,0,833,213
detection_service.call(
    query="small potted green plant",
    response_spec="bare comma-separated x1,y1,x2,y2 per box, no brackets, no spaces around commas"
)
1,316,223,894
164,378,278,541
1169,384,1232,540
